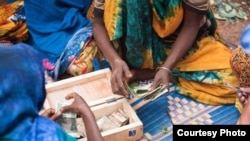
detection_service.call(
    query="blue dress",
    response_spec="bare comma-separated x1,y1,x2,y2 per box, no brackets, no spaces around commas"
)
24,0,92,79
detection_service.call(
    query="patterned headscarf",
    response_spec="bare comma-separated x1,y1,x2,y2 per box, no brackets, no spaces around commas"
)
0,43,76,141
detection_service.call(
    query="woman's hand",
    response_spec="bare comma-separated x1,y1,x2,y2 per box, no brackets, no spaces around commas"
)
237,88,250,124
59,93,92,117
239,88,250,105
110,59,133,98
149,68,170,91
60,93,104,141
40,108,62,121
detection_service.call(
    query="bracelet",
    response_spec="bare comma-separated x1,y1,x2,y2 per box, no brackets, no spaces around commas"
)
156,66,172,74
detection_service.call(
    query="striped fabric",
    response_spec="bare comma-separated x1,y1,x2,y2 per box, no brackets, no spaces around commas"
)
129,82,240,140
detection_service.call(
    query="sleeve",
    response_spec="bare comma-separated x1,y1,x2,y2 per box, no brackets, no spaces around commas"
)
182,0,208,14
94,0,105,18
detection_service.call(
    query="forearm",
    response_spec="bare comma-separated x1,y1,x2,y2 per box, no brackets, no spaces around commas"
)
81,110,103,141
93,18,122,67
163,9,203,69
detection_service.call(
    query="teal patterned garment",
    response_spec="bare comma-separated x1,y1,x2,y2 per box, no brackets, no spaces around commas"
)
0,43,76,141
104,0,239,105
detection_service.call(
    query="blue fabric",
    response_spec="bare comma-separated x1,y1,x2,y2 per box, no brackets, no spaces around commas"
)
51,26,92,80
240,25,250,54
24,0,92,63
0,43,76,141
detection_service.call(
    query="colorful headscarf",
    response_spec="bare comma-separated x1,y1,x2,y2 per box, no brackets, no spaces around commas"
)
0,43,76,141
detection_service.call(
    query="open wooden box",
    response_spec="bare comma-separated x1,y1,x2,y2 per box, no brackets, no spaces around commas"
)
44,68,143,141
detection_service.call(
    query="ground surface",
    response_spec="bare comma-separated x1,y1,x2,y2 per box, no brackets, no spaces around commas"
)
213,0,250,46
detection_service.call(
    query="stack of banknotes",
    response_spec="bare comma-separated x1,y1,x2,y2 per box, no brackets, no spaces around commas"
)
125,81,169,100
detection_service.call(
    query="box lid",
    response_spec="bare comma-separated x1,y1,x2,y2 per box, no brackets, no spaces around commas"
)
44,68,124,109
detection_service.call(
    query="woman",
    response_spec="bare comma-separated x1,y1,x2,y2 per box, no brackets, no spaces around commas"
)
230,25,250,124
0,43,103,141
24,0,101,81
93,0,239,105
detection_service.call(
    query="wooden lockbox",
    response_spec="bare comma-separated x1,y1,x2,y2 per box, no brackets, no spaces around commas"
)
44,68,143,141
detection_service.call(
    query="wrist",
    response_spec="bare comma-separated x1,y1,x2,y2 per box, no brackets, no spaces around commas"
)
156,66,172,74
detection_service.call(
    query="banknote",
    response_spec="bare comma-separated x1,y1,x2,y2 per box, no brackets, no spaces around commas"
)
56,101,80,138
125,81,169,100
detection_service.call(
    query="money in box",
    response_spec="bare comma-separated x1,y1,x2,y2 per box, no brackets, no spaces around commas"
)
43,68,144,141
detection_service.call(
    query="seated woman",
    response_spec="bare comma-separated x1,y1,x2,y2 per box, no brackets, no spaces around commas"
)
23,0,103,82
230,25,250,124
1,0,103,82
93,0,239,105
0,43,103,141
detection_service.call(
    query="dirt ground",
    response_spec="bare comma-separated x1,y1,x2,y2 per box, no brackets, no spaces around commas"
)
214,0,250,46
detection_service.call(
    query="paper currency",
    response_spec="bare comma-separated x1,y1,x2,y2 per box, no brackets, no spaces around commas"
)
56,101,81,138
96,108,129,132
97,116,118,132
125,81,169,100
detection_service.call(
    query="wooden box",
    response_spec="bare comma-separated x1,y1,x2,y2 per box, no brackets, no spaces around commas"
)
44,68,143,141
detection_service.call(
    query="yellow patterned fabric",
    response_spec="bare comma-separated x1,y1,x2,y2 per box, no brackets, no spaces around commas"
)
100,0,239,105
235,98,243,113
176,37,234,71
103,0,183,40
173,37,239,105
68,39,100,76
103,0,122,40
0,0,28,43
66,1,102,76
150,0,183,38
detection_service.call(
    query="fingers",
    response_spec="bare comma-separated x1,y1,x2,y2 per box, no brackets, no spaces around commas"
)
149,76,169,91
59,105,72,114
238,92,248,105
111,68,130,97
241,87,250,93
40,108,55,117
111,77,129,97
149,79,159,91
119,81,129,97
40,108,62,121
238,88,250,105
244,99,248,105
240,96,246,104
123,65,133,79
65,92,77,100
49,110,62,121
63,93,82,112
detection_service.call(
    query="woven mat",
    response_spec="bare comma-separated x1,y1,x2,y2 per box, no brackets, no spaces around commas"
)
129,84,241,141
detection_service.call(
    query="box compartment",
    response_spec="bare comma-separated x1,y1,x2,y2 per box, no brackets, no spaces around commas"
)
44,68,143,141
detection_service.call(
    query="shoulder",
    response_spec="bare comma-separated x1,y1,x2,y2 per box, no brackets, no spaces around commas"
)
182,0,208,14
